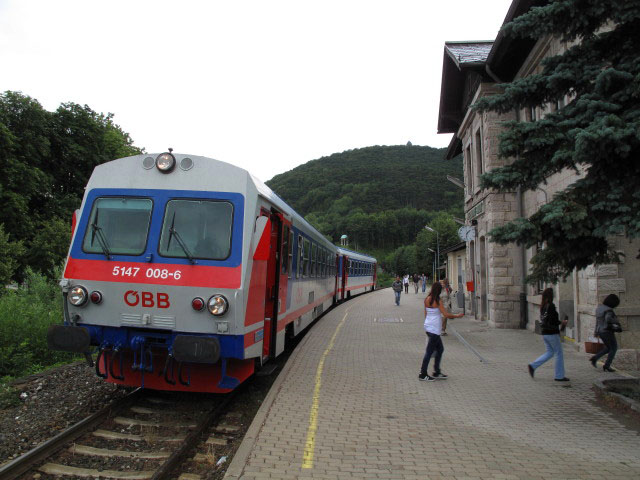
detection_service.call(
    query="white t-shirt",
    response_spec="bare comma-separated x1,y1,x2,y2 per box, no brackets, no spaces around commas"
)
424,307,442,335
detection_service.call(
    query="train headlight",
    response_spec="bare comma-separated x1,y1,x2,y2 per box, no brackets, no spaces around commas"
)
69,286,88,306
207,295,229,316
156,152,176,173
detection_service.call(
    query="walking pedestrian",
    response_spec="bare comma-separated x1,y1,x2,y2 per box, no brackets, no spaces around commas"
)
403,274,409,294
392,276,403,306
413,273,420,293
590,294,621,372
419,282,464,382
421,273,426,293
527,288,569,381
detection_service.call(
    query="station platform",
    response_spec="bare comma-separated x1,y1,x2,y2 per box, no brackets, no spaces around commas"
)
225,288,640,479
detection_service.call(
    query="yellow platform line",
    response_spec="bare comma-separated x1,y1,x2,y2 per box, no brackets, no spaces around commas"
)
302,306,351,469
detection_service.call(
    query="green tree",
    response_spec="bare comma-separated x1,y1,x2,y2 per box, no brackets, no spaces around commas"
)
0,224,25,289
0,91,143,280
473,1,640,283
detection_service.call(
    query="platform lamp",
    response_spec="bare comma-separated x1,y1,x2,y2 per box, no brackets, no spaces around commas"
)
428,248,436,284
424,225,439,280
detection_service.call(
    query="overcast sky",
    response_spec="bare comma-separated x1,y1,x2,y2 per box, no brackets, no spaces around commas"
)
0,0,513,181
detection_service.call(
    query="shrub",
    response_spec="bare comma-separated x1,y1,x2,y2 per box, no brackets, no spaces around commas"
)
0,268,74,378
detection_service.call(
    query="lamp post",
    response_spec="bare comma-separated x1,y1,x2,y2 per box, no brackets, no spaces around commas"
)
425,226,440,281
428,248,436,283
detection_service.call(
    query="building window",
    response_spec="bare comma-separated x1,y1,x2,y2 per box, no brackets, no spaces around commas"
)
474,130,483,189
465,145,473,194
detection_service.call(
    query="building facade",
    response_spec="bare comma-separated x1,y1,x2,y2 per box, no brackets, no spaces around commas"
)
437,0,640,368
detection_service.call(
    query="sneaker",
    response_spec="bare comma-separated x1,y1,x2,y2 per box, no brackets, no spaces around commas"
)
603,366,616,372
528,364,535,378
554,377,570,382
418,373,435,382
432,372,448,380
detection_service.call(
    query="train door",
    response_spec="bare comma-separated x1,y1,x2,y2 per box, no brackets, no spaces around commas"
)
262,211,283,361
333,253,339,303
341,255,349,301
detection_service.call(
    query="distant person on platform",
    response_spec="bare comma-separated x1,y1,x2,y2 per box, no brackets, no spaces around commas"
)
413,273,420,293
392,276,403,306
403,274,409,294
590,294,621,372
419,281,464,381
527,288,569,382
421,273,427,293
439,277,453,335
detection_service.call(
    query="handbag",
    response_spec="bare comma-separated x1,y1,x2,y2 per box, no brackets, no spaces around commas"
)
606,311,623,333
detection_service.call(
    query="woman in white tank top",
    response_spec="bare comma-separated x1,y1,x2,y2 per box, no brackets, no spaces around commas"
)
419,282,463,382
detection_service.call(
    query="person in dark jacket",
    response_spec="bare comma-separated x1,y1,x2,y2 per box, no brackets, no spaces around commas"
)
528,288,569,381
392,276,403,306
590,294,620,372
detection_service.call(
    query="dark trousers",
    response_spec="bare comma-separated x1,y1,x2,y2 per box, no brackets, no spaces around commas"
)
404,283,408,293
421,332,444,375
592,331,618,368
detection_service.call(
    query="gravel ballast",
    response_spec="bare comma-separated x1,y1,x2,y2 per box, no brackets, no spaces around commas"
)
0,362,130,465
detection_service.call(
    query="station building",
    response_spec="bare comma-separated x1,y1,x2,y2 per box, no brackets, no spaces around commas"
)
437,0,640,368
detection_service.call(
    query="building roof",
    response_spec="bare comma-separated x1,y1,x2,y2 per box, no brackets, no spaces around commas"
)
445,41,494,68
486,0,547,82
441,241,466,255
437,42,493,136
437,0,547,158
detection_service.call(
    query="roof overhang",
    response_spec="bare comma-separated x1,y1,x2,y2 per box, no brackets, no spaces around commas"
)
486,0,548,81
437,41,493,135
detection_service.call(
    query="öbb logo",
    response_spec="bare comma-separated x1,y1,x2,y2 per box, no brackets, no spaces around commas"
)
124,290,170,308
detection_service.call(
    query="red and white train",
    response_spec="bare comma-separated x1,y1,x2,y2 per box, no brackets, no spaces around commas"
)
48,152,376,393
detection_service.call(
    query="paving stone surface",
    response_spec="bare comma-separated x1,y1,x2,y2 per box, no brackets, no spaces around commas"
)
225,289,640,479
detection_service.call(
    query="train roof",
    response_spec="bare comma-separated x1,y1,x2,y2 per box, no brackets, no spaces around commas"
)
336,247,377,262
87,153,375,262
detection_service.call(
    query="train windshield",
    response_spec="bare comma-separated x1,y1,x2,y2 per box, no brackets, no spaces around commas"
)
158,200,233,261
82,197,153,256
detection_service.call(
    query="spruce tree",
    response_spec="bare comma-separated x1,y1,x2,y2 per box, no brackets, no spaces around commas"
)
473,0,640,283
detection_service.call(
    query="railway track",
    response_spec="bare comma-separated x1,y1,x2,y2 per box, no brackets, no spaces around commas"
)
1,386,243,480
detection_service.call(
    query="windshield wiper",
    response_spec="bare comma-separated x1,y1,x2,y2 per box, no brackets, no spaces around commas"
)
167,212,196,264
90,209,112,260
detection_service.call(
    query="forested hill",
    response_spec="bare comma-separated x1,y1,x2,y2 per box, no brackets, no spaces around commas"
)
266,145,462,216
265,145,463,252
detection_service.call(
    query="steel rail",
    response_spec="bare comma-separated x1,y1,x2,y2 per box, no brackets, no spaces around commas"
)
151,387,241,480
0,388,142,480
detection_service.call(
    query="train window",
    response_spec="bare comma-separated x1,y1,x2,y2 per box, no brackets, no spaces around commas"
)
311,243,317,277
159,200,233,260
321,249,326,277
297,235,303,278
303,239,310,277
288,230,294,278
281,226,289,275
82,197,153,256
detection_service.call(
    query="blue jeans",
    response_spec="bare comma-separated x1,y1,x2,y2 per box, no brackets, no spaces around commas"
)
530,334,565,379
421,332,444,375
394,291,401,305
422,282,426,292
592,331,618,369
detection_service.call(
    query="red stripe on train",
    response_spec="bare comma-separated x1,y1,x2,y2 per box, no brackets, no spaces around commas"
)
64,258,241,289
